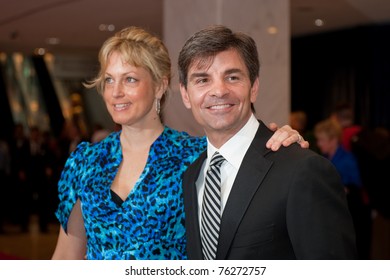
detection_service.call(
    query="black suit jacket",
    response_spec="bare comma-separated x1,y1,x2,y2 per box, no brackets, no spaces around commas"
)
183,121,357,259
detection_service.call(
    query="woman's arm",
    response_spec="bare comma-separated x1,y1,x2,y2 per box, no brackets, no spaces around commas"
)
51,200,87,260
267,123,309,151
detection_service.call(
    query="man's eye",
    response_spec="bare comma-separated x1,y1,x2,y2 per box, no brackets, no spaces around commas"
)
227,75,239,81
196,78,208,84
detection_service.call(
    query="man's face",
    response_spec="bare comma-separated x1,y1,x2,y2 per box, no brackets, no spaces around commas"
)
180,49,259,144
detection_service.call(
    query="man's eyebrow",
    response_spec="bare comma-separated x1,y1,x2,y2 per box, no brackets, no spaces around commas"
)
225,68,244,75
189,68,243,78
188,72,208,81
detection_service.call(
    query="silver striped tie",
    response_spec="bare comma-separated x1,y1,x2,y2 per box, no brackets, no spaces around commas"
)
201,152,225,260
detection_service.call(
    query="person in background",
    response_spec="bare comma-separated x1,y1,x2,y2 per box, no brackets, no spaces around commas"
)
290,110,318,152
330,102,362,152
41,131,62,224
51,26,307,260
314,119,362,194
314,118,371,259
179,25,357,260
9,123,31,232
289,110,307,135
329,102,374,259
0,135,11,233
352,127,390,220
28,126,49,233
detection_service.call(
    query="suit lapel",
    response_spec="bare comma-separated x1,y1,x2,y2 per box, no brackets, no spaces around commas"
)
183,152,207,259
217,124,274,259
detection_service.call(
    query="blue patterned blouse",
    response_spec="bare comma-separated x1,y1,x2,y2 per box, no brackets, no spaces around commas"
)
55,127,206,260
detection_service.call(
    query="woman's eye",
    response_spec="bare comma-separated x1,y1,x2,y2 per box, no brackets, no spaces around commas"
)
125,77,136,83
104,77,113,84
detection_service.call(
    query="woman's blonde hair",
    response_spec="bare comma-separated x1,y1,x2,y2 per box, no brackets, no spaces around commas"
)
84,26,171,113
314,118,343,142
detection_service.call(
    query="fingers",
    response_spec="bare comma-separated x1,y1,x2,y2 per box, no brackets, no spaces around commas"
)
266,124,310,151
268,122,279,132
290,133,310,148
266,129,290,151
298,139,310,149
280,133,310,149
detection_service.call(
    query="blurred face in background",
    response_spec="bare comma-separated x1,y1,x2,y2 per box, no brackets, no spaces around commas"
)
314,119,342,158
315,131,338,158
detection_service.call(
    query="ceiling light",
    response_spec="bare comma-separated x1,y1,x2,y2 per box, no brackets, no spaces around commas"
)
46,37,60,45
267,26,278,34
107,24,115,32
99,24,116,32
314,19,324,27
34,48,46,55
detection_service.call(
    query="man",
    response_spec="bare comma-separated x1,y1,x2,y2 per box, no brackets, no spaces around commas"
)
178,25,357,260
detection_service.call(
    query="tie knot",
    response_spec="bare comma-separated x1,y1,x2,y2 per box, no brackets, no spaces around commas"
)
210,152,225,167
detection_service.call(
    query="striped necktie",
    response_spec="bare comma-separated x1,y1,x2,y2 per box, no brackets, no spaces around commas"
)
201,151,225,260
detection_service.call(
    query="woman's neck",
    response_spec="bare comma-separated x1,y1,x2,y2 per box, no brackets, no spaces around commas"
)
120,122,164,150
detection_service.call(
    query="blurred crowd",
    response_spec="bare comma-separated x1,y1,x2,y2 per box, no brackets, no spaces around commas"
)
290,102,390,259
0,121,112,234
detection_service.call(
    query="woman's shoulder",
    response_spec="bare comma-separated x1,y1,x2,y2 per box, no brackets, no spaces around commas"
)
156,127,206,163
69,131,121,162
163,126,206,146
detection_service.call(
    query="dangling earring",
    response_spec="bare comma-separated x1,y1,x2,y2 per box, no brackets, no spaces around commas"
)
155,98,161,115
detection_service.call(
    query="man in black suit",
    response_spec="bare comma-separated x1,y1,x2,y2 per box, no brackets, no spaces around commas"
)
178,25,357,260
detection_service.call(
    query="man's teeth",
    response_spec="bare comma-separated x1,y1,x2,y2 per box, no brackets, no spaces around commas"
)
210,104,230,109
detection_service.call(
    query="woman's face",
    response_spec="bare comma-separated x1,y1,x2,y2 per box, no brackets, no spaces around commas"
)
102,51,161,128
315,132,337,156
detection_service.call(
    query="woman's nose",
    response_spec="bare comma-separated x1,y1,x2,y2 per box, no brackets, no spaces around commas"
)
112,82,125,97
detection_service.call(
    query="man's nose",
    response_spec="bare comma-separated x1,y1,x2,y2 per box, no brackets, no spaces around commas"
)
211,79,229,97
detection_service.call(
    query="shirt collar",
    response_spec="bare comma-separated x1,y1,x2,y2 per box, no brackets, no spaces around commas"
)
206,114,259,169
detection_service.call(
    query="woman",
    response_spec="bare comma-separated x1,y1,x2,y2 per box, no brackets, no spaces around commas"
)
51,26,307,260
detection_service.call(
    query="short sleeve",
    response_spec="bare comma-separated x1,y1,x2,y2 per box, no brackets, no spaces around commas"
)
55,142,89,233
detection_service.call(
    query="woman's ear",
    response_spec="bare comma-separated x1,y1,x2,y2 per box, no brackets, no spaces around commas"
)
156,77,169,99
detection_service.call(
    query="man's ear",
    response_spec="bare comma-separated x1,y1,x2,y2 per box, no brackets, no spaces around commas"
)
179,83,192,109
250,77,260,103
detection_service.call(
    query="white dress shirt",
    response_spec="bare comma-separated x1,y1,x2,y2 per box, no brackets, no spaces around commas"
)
196,114,260,227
